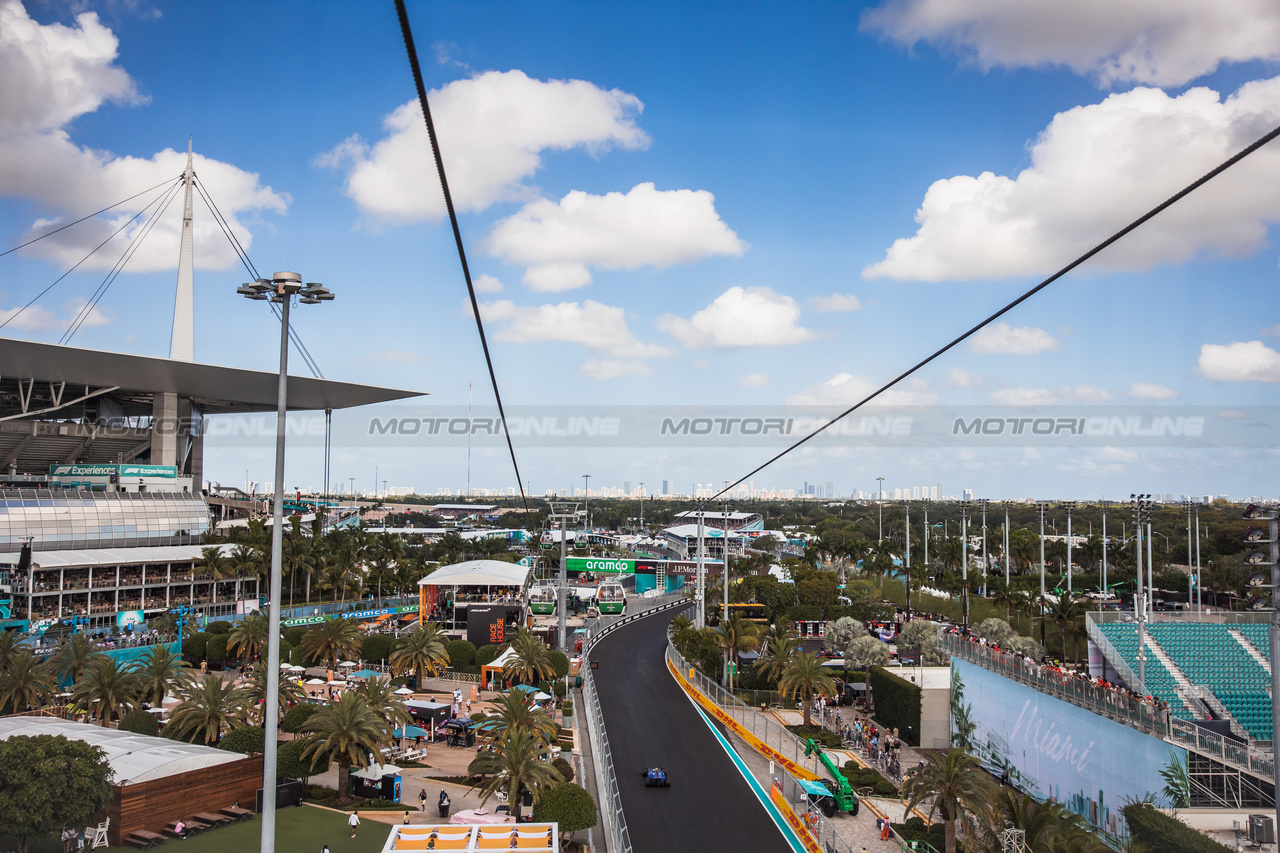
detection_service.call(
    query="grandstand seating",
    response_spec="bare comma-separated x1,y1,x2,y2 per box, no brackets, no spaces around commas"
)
1095,620,1274,741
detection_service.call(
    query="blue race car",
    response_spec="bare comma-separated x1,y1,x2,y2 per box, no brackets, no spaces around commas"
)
643,767,670,787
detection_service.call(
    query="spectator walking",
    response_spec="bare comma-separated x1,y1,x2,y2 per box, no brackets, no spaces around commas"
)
348,810,360,838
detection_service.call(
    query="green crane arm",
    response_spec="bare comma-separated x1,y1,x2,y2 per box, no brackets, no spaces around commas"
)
804,738,858,810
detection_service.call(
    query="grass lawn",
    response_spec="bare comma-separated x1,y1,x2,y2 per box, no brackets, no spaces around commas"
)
0,805,395,853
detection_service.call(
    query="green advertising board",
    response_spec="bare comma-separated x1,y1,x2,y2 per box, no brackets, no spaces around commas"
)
50,464,178,479
564,557,636,574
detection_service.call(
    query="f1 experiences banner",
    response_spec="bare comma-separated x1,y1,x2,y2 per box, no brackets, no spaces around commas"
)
950,658,1185,837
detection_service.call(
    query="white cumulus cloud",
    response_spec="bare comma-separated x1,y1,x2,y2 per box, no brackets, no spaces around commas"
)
786,374,936,406
481,298,668,360
482,183,745,291
988,387,1058,406
1127,382,1180,400
861,0,1280,87
863,78,1280,282
579,358,651,381
0,2,287,273
739,373,772,387
319,70,650,224
968,323,1059,355
807,293,863,313
945,368,984,389
657,286,814,349
0,297,110,331
472,274,504,294
1196,341,1280,382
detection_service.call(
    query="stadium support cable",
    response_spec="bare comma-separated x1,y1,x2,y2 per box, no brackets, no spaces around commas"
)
395,0,531,513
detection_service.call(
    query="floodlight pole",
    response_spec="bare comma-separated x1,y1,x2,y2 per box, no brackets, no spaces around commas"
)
1101,500,1109,599
904,502,911,619
959,500,970,630
1037,500,1048,647
696,512,706,628
549,501,579,651
235,271,333,853
1063,501,1076,595
979,498,988,598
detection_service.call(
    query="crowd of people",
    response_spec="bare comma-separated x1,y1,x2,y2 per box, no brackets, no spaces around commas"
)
823,706,905,781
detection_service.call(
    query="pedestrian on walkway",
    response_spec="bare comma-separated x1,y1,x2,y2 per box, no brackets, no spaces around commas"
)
349,810,360,838
419,788,427,812
881,818,892,840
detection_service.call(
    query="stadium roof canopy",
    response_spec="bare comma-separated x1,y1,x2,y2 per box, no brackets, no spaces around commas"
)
418,559,529,588
0,337,424,416
0,544,233,569
0,717,244,783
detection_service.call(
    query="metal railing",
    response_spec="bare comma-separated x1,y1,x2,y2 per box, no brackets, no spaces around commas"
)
1168,718,1275,779
941,632,1170,738
1082,615,1148,699
582,664,631,853
580,593,686,653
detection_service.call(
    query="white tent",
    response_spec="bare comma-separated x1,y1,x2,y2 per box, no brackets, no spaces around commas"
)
418,559,530,589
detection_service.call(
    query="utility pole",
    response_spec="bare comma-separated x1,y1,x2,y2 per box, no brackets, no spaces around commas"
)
695,510,706,628
1101,499,1109,600
1063,501,1076,595
638,482,645,533
923,498,930,586
582,474,591,535
959,500,970,630
979,498,988,598
904,501,911,619
1195,504,1202,613
1185,499,1195,610
1037,500,1048,647
877,477,885,543
1131,494,1150,688
549,500,580,651
1003,501,1011,587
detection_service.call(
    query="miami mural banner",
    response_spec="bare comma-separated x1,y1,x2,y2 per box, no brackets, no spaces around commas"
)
950,658,1187,837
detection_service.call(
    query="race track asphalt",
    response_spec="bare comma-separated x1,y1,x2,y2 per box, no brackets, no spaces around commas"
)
590,610,794,853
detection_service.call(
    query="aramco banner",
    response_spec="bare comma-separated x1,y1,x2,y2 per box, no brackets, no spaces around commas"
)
950,658,1186,838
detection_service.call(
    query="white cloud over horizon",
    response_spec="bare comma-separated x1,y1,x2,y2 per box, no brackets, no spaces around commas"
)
968,322,1059,355
987,384,1112,405
1197,340,1280,382
657,286,815,349
1127,382,1180,400
579,358,652,381
481,298,669,360
0,297,110,332
861,0,1280,87
786,373,936,406
318,70,650,225
740,373,772,387
863,78,1280,282
482,183,745,291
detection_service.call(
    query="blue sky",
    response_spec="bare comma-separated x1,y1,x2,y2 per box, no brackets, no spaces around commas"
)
2,0,1279,501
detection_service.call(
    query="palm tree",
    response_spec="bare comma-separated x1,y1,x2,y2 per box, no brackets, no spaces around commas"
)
283,534,316,606
195,545,228,604
299,616,364,672
476,688,560,747
1045,595,1088,663
986,787,1104,852
714,614,760,690
466,727,564,820
131,644,188,706
244,659,307,726
167,674,250,745
227,543,266,599
0,630,23,674
390,622,450,687
369,534,403,607
73,656,143,727
778,652,836,728
52,633,102,684
901,748,998,853
0,650,54,712
503,628,556,686
228,611,271,662
299,693,387,805
358,674,413,731
754,631,797,687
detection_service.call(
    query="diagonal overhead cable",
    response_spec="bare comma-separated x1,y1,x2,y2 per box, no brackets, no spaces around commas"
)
0,177,180,260
695,121,1280,512
395,0,530,513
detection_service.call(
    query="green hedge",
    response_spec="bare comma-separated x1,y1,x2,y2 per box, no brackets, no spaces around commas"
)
182,632,208,663
445,640,477,668
205,620,233,635
281,702,321,733
1122,803,1233,852
218,726,266,754
868,666,921,747
361,634,393,664
205,634,228,666
284,626,307,647
547,650,570,680
118,709,160,737
476,644,502,668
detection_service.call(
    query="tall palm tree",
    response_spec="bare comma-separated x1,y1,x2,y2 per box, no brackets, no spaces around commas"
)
52,633,102,684
227,543,266,599
195,545,228,604
754,631,797,686
299,693,387,805
283,534,316,606
0,630,23,674
299,616,364,671
0,650,55,713
228,611,271,662
988,787,1104,852
714,614,760,690
901,747,998,853
131,644,189,706
476,688,560,747
167,674,250,745
503,628,556,686
1045,594,1088,663
73,656,143,727
390,622,450,687
466,727,564,821
243,658,307,726
370,533,403,607
358,674,413,731
778,651,836,728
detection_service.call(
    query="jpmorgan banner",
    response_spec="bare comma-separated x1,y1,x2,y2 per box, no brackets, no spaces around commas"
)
200,405,1280,448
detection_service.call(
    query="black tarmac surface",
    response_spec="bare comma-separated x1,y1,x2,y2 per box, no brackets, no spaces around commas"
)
591,610,794,853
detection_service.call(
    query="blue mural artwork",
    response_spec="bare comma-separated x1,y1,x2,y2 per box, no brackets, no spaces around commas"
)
951,658,1186,837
